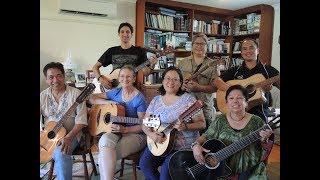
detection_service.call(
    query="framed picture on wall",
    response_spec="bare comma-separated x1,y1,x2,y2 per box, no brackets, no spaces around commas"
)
86,70,95,83
75,73,86,84
159,60,166,69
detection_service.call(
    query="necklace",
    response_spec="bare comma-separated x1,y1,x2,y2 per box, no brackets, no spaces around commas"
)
229,112,247,123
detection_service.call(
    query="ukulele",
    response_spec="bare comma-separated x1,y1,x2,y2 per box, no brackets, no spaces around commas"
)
146,100,204,156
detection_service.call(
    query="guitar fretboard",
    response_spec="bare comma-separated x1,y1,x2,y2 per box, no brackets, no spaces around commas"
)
214,124,271,162
111,116,141,124
53,102,79,133
255,75,280,88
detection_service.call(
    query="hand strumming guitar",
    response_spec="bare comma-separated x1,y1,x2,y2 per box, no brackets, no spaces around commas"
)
182,80,201,92
259,129,273,142
149,131,166,144
60,135,74,155
173,120,187,131
98,75,112,89
192,142,210,165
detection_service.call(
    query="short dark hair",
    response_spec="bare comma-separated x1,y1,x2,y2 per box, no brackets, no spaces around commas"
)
159,66,185,96
118,22,133,34
240,38,259,50
43,62,65,77
225,84,249,101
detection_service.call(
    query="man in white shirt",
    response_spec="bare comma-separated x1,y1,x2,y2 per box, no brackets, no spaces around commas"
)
40,62,87,180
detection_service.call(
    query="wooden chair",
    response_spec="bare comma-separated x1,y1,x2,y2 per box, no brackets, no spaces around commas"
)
47,127,98,180
115,150,142,180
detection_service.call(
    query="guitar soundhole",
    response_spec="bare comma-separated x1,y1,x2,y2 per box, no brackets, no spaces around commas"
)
111,79,119,87
47,131,56,139
104,113,111,124
246,84,256,98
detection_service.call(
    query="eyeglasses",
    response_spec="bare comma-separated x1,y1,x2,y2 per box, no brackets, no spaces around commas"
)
163,77,180,83
193,42,207,47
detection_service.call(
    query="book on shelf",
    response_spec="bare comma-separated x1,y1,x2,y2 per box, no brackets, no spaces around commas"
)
193,19,230,35
207,38,230,53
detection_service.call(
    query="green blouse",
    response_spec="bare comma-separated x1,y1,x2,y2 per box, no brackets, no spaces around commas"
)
203,114,268,179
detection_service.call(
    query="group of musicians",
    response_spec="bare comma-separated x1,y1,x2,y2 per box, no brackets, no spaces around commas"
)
40,22,280,180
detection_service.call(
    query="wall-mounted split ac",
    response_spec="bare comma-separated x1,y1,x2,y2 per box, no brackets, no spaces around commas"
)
59,0,117,18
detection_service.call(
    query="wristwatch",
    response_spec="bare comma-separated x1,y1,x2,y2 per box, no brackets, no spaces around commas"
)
191,141,200,149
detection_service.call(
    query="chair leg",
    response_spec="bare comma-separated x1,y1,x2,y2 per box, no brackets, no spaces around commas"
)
132,162,137,180
47,159,55,180
120,158,125,177
82,154,89,180
89,150,98,175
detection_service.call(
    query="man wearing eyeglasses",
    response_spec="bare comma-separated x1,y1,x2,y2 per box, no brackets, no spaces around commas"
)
177,33,219,133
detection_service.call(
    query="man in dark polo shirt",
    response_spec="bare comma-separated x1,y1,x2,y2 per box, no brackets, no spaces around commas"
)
214,38,280,122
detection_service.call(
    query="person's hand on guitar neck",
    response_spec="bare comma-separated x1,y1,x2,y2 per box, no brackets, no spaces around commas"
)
98,75,113,89
173,119,188,131
104,122,127,134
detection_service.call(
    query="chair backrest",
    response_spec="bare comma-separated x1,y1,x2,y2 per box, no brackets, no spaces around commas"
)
73,127,93,155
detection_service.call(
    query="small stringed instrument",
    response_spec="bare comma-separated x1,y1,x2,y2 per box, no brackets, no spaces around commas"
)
98,47,174,91
216,74,280,114
147,100,204,157
40,83,95,164
168,115,280,180
88,102,161,136
183,60,217,82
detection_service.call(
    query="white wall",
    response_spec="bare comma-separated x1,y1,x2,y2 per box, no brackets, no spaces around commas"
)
40,0,136,90
271,3,280,71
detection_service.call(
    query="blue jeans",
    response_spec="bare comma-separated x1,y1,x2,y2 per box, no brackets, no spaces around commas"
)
52,138,78,180
139,148,175,180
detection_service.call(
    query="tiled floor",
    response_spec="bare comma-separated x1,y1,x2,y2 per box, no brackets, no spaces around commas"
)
41,145,280,180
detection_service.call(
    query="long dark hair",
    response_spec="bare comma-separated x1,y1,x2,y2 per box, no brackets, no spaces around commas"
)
158,66,185,96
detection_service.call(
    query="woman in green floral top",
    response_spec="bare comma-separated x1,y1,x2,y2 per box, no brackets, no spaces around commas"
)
191,85,273,179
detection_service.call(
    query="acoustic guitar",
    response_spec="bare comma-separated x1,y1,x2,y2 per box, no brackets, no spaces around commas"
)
147,100,204,157
40,83,95,164
168,115,280,180
216,74,280,114
88,102,161,136
98,47,174,91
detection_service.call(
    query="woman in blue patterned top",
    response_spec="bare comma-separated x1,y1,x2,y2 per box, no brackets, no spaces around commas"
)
139,66,206,180
89,65,147,180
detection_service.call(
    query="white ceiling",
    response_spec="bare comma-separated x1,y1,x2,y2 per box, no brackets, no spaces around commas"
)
121,0,280,10
173,0,280,10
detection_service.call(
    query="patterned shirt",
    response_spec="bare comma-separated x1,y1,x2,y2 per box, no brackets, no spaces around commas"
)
178,56,219,124
146,93,201,150
40,85,88,140
204,114,268,179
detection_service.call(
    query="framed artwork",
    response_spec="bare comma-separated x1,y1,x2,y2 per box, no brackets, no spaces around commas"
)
75,73,86,83
159,60,166,69
86,70,95,83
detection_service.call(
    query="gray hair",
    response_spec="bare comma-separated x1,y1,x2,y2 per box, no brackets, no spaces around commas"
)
192,33,208,46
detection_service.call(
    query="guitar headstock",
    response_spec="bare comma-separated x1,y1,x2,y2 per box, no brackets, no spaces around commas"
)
76,83,96,103
267,114,280,130
143,115,161,129
179,100,204,122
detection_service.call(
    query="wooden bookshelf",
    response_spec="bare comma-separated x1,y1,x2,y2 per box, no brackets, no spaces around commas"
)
136,0,274,102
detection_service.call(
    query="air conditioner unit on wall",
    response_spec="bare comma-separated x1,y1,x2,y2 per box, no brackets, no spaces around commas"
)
59,0,117,18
